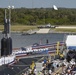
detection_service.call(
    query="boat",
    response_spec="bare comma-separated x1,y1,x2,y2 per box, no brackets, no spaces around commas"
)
37,23,56,28
12,42,64,58
21,29,37,35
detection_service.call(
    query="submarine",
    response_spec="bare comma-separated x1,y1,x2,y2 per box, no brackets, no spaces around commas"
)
0,9,15,66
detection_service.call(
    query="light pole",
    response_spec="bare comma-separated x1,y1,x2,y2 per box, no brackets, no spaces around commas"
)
32,0,34,8
8,6,14,37
3,5,14,64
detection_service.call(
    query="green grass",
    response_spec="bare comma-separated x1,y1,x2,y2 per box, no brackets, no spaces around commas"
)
0,25,76,33
11,25,37,31
0,25,4,31
0,25,38,32
55,28,76,32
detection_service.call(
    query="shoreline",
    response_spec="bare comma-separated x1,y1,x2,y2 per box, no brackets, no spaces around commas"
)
0,30,76,34
0,25,76,33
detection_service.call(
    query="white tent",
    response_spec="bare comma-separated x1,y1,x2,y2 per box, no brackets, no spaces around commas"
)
66,35,76,50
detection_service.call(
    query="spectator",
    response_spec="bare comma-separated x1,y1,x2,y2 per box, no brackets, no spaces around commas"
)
55,72,60,75
34,68,37,75
48,69,52,75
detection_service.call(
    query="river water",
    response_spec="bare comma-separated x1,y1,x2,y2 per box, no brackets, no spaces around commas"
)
0,33,69,48
0,32,72,75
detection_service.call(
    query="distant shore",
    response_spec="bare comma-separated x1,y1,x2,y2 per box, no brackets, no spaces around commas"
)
0,25,76,33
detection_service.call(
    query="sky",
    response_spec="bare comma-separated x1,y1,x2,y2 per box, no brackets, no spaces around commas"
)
0,0,76,8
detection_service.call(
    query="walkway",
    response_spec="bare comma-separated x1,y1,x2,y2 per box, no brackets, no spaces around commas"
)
37,28,50,33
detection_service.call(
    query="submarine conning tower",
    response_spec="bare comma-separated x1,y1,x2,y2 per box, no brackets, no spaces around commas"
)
1,9,12,56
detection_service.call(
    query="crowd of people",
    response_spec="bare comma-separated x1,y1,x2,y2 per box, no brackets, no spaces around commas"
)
21,57,76,75
61,59,76,75
21,58,57,75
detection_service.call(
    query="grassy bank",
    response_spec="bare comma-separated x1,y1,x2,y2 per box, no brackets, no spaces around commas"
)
11,25,37,31
0,25,37,32
0,25,76,33
55,28,76,32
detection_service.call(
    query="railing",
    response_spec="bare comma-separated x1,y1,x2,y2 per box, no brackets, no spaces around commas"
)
16,53,49,59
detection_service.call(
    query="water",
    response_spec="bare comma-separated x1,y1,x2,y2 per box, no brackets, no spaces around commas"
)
0,33,67,48
0,32,69,75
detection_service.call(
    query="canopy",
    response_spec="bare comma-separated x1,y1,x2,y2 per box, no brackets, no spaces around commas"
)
66,35,76,50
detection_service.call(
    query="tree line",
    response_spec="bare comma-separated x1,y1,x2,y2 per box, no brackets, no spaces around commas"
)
0,8,76,25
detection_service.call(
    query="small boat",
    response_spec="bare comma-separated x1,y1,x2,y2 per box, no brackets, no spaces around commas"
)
21,30,37,35
12,42,64,57
37,23,56,28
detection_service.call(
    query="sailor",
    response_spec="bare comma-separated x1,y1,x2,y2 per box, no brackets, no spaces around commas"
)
30,61,36,70
46,39,49,44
